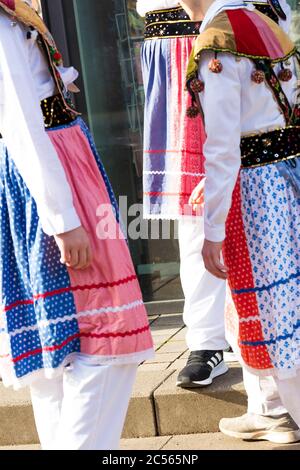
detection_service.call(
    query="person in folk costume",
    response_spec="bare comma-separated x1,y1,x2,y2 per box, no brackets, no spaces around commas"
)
137,0,293,391
0,0,154,450
183,0,300,443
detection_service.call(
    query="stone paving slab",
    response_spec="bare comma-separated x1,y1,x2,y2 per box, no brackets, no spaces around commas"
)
122,370,174,439
181,350,190,359
120,436,171,451
161,433,300,451
151,328,181,337
146,352,182,364
150,314,184,328
139,363,170,372
152,338,167,349
2,434,300,451
171,328,187,340
0,313,247,445
0,383,38,446
154,368,247,436
156,341,187,354
170,359,187,370
0,445,41,451
0,369,175,445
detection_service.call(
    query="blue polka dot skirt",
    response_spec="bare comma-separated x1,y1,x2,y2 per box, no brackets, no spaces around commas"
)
224,158,300,378
0,118,153,389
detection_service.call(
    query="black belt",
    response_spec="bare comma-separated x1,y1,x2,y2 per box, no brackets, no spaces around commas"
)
143,3,278,40
0,95,76,139
241,127,300,168
144,7,201,40
41,95,76,129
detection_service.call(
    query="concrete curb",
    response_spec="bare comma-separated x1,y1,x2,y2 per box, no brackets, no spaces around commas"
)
0,364,246,446
153,365,247,436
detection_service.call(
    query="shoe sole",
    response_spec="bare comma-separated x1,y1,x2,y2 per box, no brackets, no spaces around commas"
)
219,423,300,444
176,361,229,389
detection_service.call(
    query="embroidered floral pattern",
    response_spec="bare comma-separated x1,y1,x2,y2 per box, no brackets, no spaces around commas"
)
239,162,300,372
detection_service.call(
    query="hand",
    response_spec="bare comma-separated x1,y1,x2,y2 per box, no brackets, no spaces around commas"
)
179,1,204,20
189,178,205,212
54,226,93,270
202,239,228,280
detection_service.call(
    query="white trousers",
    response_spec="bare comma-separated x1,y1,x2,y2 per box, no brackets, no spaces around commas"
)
30,355,138,450
274,370,300,428
178,217,228,351
243,367,300,427
243,368,287,417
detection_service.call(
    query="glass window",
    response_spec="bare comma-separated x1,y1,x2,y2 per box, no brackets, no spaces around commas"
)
57,0,182,303
288,0,300,46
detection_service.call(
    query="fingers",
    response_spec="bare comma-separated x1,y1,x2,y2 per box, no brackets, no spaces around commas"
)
77,247,93,270
202,240,228,280
188,188,198,206
204,254,228,280
60,246,71,266
60,244,93,270
189,187,204,205
189,179,206,212
191,192,205,205
204,254,228,279
189,191,204,213
192,198,204,213
55,227,93,271
190,196,204,212
67,247,92,270
66,249,79,269
86,245,93,268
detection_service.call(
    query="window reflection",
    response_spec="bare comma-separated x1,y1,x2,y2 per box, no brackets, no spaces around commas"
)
288,0,300,45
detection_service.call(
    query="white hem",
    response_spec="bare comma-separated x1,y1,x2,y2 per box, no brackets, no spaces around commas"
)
1,348,155,391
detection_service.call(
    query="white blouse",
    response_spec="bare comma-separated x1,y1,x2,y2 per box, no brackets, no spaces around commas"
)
0,12,81,236
198,1,297,242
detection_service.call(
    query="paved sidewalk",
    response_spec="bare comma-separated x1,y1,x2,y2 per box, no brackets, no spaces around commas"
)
123,313,245,439
141,313,188,372
144,312,236,371
0,313,245,446
1,433,300,451
121,433,300,451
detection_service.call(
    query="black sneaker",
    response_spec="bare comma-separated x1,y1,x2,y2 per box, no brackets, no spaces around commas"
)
176,350,229,388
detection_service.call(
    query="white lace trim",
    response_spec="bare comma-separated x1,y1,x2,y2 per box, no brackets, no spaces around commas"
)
239,315,260,323
1,300,144,337
144,171,205,177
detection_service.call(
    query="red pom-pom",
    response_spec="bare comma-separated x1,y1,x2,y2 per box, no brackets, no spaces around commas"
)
190,78,205,93
186,105,200,118
278,68,292,82
251,70,265,84
54,52,62,60
208,58,223,73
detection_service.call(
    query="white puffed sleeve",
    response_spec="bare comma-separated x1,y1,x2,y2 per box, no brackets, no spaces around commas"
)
0,14,81,236
198,52,242,242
